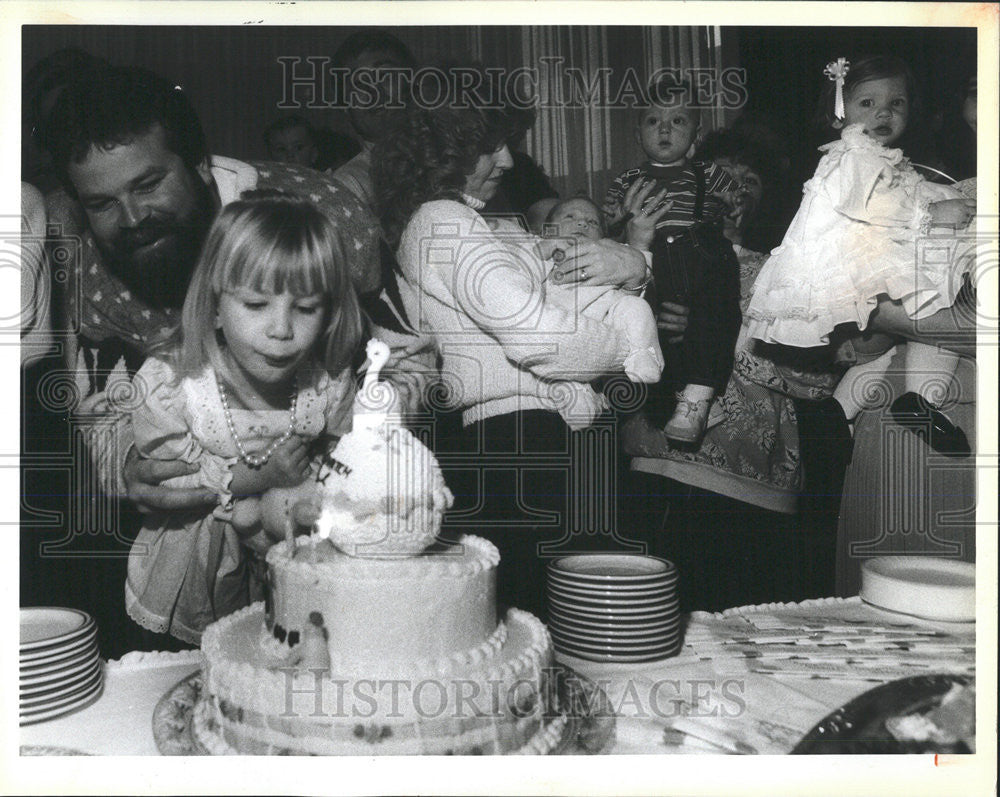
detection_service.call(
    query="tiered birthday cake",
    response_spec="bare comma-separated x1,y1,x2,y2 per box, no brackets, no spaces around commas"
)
192,342,565,755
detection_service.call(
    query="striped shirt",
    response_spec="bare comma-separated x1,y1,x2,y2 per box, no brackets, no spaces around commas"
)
602,161,738,230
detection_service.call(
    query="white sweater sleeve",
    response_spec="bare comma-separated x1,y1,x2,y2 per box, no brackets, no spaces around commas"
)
403,201,629,383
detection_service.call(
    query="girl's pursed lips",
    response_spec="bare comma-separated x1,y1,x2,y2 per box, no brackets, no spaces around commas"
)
259,352,298,364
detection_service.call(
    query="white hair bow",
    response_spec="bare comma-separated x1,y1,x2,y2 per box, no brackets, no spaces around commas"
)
824,58,851,121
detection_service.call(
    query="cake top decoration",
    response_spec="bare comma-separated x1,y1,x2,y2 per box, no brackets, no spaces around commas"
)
306,338,453,559
353,339,397,432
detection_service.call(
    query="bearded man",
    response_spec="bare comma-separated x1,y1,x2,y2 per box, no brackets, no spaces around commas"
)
44,63,380,507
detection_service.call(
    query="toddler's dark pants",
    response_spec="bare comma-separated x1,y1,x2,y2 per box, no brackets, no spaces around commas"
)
643,225,742,426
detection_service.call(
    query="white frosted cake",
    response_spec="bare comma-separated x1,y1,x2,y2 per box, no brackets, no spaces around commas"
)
192,341,565,755
194,536,564,755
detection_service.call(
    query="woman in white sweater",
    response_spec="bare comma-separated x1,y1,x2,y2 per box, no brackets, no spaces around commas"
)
373,77,659,619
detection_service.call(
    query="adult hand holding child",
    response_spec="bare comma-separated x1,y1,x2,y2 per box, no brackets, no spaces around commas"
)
612,180,690,344
123,447,218,513
541,236,649,288
621,178,675,251
929,197,976,228
656,302,690,345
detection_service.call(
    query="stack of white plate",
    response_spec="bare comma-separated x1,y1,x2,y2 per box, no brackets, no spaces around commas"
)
547,554,681,663
20,607,104,725
860,557,975,622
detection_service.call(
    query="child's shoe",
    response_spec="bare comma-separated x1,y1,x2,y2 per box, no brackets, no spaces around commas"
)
889,391,971,458
665,393,712,445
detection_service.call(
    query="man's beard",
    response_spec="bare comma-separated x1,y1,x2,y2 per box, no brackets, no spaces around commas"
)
101,177,216,311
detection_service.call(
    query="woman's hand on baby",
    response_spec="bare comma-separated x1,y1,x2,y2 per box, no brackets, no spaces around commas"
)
545,238,647,288
536,237,578,266
929,198,976,228
258,435,312,489
657,301,690,344
625,180,674,251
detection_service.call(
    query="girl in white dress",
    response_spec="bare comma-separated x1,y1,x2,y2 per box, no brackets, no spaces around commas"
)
745,56,976,456
125,191,364,643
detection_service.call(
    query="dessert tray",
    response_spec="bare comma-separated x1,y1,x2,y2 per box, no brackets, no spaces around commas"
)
152,664,616,756
791,674,974,754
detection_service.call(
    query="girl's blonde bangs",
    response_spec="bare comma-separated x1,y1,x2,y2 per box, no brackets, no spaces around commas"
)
210,208,334,299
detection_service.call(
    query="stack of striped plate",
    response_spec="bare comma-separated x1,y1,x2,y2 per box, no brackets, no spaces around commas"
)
547,554,681,663
20,608,104,725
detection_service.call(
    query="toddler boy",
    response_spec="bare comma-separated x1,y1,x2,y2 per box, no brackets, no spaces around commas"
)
603,77,742,443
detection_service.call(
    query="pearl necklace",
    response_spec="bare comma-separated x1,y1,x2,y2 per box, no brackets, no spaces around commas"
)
216,373,298,468
460,192,486,210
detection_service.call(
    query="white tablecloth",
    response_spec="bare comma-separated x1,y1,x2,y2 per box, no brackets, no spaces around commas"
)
559,596,975,754
20,650,202,756
18,597,974,755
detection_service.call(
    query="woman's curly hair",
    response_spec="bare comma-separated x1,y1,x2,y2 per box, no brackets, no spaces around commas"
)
696,124,793,253
373,68,530,247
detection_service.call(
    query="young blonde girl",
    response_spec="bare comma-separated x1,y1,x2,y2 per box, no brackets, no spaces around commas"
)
125,191,365,643
745,55,976,456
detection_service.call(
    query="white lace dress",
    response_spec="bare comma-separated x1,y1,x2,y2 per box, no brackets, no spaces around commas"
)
745,124,970,347
124,356,353,643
